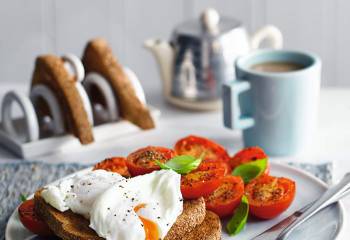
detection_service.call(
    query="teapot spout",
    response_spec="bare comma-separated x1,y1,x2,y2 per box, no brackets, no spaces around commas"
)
144,39,174,96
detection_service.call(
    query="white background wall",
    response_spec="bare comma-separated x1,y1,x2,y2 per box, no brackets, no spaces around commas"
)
0,0,349,94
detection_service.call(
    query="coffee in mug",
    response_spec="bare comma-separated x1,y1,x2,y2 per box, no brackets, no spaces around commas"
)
223,50,321,156
250,61,305,72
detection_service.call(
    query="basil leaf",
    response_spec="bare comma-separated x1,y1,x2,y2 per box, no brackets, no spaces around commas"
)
226,195,249,236
20,193,27,202
156,154,204,174
232,158,267,184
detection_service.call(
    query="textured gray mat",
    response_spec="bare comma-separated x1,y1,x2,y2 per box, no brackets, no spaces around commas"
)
0,162,90,240
0,161,332,239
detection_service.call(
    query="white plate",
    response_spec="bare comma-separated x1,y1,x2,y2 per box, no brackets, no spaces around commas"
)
5,163,345,240
222,162,345,240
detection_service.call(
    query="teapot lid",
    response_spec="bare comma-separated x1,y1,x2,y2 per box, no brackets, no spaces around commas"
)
172,8,241,39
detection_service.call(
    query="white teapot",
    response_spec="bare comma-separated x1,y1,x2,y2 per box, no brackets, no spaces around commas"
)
145,8,283,110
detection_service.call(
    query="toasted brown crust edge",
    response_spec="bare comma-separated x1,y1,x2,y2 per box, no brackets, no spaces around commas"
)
181,210,222,240
34,191,207,240
31,55,94,144
82,38,155,130
164,197,206,240
34,191,102,240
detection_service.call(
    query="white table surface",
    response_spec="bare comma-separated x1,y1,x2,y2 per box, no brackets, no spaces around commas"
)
1,83,350,239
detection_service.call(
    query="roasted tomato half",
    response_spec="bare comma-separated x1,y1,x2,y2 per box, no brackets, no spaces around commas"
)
126,146,175,176
18,199,53,236
205,175,244,218
245,175,296,219
174,135,230,163
93,157,131,177
229,147,269,174
181,168,225,199
196,162,231,176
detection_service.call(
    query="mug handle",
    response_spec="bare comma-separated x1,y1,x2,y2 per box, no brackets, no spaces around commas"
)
250,25,283,50
223,81,255,130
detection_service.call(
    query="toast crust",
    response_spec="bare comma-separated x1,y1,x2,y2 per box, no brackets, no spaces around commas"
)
34,190,207,240
181,210,222,240
35,191,101,240
164,197,206,240
31,55,94,144
82,38,155,130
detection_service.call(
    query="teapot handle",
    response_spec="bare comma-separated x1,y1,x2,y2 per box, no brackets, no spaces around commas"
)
250,25,283,50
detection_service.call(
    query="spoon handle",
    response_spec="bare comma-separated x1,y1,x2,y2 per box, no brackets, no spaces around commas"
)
277,172,350,240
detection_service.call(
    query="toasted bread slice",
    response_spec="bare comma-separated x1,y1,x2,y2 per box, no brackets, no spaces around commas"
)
82,38,155,130
31,55,94,144
181,211,221,240
34,191,206,240
164,197,206,240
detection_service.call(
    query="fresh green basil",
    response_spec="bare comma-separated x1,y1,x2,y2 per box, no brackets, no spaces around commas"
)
226,195,249,236
155,153,204,174
232,158,268,184
20,193,27,202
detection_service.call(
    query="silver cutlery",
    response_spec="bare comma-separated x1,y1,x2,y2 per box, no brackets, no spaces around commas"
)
251,172,350,240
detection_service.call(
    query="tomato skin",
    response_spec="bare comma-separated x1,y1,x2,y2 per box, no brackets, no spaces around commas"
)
126,146,175,176
93,157,131,177
230,147,270,175
18,199,53,236
205,176,244,218
174,135,230,163
245,175,296,219
181,169,225,199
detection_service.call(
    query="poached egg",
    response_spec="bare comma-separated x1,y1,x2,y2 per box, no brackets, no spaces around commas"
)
41,169,183,240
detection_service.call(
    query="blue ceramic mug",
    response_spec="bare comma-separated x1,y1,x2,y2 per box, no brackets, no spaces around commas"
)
223,50,321,156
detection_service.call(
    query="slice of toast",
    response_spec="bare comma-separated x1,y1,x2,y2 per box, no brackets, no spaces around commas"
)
164,198,206,240
31,55,94,144
82,38,155,130
34,191,208,240
181,211,221,240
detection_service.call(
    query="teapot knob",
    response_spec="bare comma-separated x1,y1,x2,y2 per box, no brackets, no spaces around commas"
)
201,8,220,34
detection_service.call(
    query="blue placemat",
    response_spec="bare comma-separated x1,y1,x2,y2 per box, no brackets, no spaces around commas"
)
0,161,332,240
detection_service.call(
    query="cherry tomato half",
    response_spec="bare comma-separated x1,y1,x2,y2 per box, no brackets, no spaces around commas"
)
126,146,175,176
174,135,230,163
181,168,225,199
18,199,53,236
93,157,131,177
245,175,296,219
205,175,244,218
196,162,231,176
229,147,270,174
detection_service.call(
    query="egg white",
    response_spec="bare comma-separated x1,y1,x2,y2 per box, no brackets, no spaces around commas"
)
41,169,183,240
